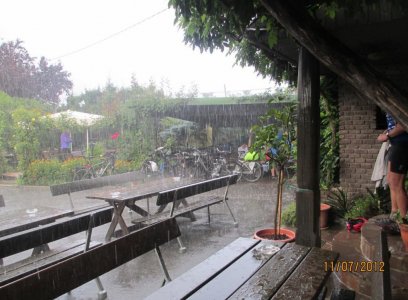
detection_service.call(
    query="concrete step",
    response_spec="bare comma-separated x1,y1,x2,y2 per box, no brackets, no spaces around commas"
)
330,218,408,300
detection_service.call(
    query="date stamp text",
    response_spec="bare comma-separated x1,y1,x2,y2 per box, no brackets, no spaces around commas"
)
324,261,384,272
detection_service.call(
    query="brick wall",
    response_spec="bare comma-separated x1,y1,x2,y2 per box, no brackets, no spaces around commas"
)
338,82,383,197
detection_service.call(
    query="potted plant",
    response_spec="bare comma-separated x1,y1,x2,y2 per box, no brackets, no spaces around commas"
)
251,103,297,242
395,210,408,251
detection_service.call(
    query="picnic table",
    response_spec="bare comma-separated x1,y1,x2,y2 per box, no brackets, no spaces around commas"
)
0,206,73,238
86,176,201,241
146,237,339,300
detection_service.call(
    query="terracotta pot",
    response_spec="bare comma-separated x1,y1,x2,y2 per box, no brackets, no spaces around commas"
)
253,228,295,242
399,223,408,251
320,203,331,229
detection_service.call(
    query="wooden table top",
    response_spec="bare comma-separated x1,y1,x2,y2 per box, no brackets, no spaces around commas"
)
86,176,201,203
0,206,73,238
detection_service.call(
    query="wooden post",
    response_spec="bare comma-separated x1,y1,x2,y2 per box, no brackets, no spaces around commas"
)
295,47,321,247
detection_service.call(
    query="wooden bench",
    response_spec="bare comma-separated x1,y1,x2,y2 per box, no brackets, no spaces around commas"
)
0,206,113,298
0,217,181,300
135,174,239,227
145,237,339,300
50,171,144,212
125,174,239,252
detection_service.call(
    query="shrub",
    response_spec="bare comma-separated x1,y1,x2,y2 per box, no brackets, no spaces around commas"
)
61,157,87,181
282,202,296,227
114,159,137,174
344,193,378,220
325,188,355,219
21,157,86,185
21,159,63,185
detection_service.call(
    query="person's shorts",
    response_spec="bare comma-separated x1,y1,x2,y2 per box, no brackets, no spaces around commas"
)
388,142,408,174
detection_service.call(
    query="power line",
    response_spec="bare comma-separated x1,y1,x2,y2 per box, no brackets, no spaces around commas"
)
51,8,168,61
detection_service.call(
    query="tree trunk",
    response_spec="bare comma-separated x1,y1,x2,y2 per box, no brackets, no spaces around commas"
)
260,0,408,129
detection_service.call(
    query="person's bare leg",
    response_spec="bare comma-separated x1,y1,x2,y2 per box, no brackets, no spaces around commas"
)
387,163,408,218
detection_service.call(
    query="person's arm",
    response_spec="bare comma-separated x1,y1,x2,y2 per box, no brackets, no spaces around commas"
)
377,123,406,142
387,123,406,138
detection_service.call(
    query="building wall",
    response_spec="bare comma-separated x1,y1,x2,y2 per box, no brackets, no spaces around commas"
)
338,81,383,196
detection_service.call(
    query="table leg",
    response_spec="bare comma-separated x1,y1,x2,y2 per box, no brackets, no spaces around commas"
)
105,202,127,241
127,202,149,217
180,199,197,221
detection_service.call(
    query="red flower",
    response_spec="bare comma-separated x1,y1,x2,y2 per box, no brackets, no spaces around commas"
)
111,132,120,140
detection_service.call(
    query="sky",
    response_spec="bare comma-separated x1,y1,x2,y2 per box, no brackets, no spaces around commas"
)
0,0,276,97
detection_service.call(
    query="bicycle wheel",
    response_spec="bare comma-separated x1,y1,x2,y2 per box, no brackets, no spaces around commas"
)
224,162,243,181
73,168,92,181
242,162,263,182
192,164,209,179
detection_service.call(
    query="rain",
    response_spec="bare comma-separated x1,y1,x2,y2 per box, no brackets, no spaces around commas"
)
3,0,405,299
0,1,296,298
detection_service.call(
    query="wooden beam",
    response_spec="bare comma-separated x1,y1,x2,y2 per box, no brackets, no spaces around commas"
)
260,0,408,129
296,47,321,247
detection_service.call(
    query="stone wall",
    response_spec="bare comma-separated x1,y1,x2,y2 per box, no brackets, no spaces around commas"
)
338,81,383,197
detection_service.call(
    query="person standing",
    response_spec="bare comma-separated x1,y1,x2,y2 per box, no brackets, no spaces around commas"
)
377,113,408,222
60,131,72,160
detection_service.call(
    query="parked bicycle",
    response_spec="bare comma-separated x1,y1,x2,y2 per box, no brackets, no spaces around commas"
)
141,146,180,177
188,148,214,179
73,151,116,181
210,148,243,180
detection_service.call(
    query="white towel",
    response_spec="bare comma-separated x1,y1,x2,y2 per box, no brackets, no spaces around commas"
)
371,141,390,189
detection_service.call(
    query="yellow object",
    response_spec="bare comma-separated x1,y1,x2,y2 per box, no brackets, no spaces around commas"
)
244,151,260,161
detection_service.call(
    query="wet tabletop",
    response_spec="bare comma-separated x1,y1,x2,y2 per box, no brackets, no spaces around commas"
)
86,176,202,202
0,206,72,237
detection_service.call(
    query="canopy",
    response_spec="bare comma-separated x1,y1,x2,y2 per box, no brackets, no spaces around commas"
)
48,110,104,126
48,110,104,151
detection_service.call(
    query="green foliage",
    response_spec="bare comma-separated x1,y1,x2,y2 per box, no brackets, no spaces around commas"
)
367,187,390,214
21,159,65,185
282,202,296,227
325,188,355,219
251,102,297,171
344,193,378,220
114,159,139,174
12,108,44,170
395,210,408,225
0,40,72,105
21,157,85,185
320,76,339,189
169,0,297,84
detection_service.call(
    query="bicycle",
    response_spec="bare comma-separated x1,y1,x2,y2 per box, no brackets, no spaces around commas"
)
73,151,116,181
141,146,180,177
189,148,214,179
211,147,243,180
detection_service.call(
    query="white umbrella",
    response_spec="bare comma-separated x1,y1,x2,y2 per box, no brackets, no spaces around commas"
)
48,110,104,151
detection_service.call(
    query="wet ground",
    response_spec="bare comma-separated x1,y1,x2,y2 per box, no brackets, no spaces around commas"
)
1,175,299,300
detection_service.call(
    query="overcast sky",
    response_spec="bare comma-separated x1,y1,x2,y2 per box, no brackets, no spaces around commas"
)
1,0,276,97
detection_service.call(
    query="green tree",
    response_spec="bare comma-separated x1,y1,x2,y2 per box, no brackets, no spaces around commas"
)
252,103,297,237
0,40,72,105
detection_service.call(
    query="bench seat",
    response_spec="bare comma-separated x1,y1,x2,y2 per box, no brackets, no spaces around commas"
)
146,237,339,300
0,240,101,286
133,175,239,228
134,195,224,226
145,237,267,300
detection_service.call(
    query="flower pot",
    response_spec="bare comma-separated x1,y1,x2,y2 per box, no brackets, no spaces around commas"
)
320,203,331,229
399,223,408,251
254,228,295,242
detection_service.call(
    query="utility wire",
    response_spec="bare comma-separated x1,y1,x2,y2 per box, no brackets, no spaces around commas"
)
51,8,168,61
